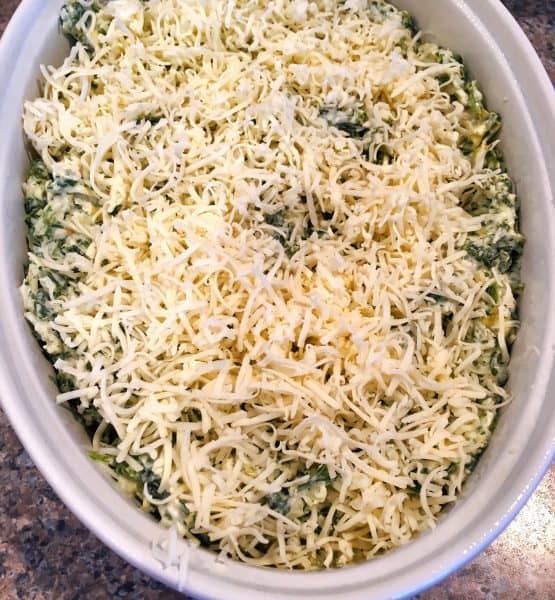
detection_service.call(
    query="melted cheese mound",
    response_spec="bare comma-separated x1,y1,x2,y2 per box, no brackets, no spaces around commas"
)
21,0,522,569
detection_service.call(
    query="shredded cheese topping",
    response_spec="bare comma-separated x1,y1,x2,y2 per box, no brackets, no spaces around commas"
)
21,0,522,569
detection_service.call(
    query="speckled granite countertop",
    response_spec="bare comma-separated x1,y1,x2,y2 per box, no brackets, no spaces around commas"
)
0,0,553,598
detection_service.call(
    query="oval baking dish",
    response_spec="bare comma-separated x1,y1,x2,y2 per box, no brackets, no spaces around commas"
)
0,1,554,598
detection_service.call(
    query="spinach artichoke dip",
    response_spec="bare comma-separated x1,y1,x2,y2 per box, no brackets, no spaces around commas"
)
21,0,523,569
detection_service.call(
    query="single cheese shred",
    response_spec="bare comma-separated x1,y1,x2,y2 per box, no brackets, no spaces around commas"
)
21,0,523,569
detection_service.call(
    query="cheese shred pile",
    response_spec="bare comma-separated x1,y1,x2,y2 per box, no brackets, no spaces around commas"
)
21,0,523,569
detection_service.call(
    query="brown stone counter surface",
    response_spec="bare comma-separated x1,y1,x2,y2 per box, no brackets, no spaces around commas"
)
0,1,553,598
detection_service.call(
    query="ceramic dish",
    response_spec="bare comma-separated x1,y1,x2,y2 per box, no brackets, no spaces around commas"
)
0,1,554,598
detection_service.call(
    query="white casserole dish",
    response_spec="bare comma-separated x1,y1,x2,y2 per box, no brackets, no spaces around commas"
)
0,1,554,598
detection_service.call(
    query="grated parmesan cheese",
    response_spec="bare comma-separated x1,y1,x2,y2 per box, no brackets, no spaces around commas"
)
21,0,523,569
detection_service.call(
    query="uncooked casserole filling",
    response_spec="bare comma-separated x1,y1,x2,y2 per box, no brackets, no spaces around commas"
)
20,0,523,569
